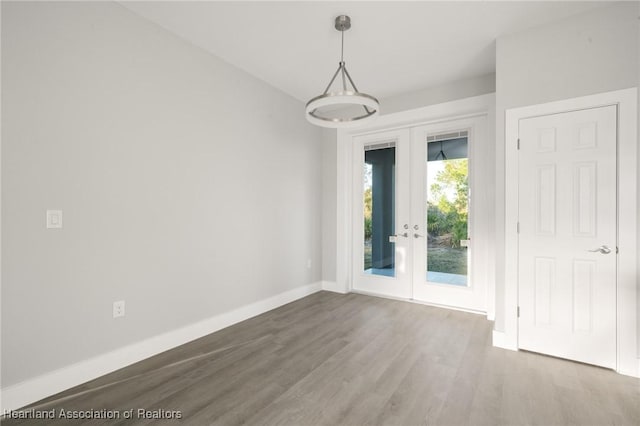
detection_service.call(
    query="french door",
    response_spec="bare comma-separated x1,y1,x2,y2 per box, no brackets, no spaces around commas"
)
352,117,487,312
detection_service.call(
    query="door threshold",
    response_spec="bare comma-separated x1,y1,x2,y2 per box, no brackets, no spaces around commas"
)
350,289,488,317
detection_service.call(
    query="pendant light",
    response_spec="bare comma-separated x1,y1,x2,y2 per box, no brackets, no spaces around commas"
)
305,15,379,128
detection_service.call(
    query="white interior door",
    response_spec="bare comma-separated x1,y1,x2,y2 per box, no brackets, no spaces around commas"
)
518,105,617,368
352,129,412,299
410,119,487,312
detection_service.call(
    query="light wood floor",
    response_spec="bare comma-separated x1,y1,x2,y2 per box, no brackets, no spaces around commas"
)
5,291,640,425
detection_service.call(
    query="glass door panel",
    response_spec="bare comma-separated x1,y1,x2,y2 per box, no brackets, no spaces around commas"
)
425,137,469,286
364,146,396,277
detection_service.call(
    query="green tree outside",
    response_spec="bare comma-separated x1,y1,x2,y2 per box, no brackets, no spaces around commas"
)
428,159,468,248
364,187,372,239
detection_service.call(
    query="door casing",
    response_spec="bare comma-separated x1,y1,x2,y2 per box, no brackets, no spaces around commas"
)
502,88,638,377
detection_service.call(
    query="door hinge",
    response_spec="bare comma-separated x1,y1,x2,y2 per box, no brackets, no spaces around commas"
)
517,222,520,233
517,306,520,318
517,138,520,150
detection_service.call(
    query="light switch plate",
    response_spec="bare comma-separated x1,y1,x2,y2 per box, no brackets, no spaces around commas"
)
46,210,63,229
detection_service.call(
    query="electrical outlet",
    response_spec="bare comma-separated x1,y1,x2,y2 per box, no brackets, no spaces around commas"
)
113,300,125,318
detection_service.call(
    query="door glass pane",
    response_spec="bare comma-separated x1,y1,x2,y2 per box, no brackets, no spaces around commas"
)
426,137,468,286
364,144,395,277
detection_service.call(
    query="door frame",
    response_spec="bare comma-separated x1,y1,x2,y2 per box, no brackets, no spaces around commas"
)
335,93,496,316
501,88,638,377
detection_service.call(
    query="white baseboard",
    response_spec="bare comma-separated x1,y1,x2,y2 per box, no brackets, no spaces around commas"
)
624,358,640,379
0,282,322,413
492,329,517,351
615,357,640,378
321,280,347,294
630,358,640,378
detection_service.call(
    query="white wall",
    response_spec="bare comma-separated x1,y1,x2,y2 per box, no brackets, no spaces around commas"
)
321,129,337,284
381,73,496,116
494,2,639,332
1,1,323,388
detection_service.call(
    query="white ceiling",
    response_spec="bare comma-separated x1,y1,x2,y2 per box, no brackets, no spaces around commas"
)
120,1,611,102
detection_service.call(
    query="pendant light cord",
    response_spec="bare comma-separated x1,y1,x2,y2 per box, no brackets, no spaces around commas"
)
340,30,347,91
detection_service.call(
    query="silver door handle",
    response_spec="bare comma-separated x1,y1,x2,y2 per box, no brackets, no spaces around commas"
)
414,233,424,238
588,245,611,254
392,232,408,238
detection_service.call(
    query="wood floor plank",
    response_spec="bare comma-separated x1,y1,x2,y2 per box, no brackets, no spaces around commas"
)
4,291,639,426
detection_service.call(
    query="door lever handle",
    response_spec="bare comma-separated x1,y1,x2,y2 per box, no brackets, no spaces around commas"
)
414,233,424,239
392,232,408,238
588,245,611,254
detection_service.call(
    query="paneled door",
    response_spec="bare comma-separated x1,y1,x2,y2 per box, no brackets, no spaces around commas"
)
352,129,412,299
518,105,617,368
